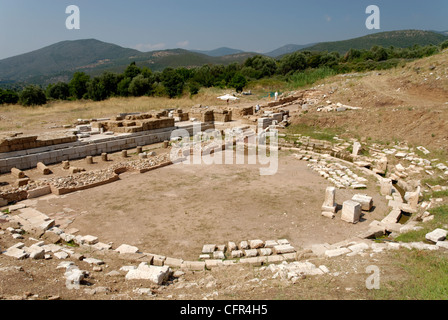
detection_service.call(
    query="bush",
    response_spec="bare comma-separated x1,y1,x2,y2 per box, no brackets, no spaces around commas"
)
161,68,185,98
69,72,90,99
46,82,70,100
0,88,19,104
128,75,153,97
86,77,107,101
229,73,247,93
19,85,47,106
440,40,448,50
188,81,201,96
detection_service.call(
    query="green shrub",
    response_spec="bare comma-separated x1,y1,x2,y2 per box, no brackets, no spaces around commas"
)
19,85,47,106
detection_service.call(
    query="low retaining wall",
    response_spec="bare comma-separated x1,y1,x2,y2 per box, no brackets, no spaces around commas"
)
49,175,120,196
0,123,214,174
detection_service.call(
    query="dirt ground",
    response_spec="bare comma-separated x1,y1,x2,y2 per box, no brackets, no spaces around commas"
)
290,50,448,152
29,150,387,261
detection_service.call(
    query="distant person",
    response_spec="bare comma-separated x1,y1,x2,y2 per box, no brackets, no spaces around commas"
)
275,91,278,101
255,104,260,113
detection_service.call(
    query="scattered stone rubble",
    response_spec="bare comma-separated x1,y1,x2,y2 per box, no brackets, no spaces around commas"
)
294,153,368,189
199,239,297,263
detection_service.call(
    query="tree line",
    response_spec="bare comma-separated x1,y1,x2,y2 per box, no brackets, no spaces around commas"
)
2,41,447,106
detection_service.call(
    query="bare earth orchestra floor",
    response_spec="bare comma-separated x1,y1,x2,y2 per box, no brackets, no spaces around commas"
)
33,152,387,260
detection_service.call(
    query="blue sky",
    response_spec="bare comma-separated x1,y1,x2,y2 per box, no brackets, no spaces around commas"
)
0,0,447,59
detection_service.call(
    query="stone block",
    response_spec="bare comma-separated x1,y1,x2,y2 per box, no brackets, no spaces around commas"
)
244,249,258,257
182,261,205,271
212,251,225,259
264,240,278,248
266,255,285,263
11,168,25,179
231,250,244,258
82,235,98,245
239,257,266,266
341,200,362,224
322,211,335,219
115,244,139,254
322,187,336,213
227,241,237,251
324,248,350,258
205,260,224,269
4,247,28,260
239,241,249,250
37,162,51,175
164,257,183,268
258,248,272,256
426,229,448,243
15,178,30,187
249,239,264,249
125,263,171,285
83,257,104,265
202,244,216,254
272,245,296,255
380,178,393,196
352,194,373,211
152,255,166,266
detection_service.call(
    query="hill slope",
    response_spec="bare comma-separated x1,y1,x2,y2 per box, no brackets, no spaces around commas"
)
264,43,315,57
191,47,245,57
300,30,447,55
0,40,256,86
0,39,141,83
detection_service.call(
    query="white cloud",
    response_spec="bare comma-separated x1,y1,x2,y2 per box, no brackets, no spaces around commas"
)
176,40,189,48
134,43,166,51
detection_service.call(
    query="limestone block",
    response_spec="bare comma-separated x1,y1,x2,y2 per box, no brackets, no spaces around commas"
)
212,251,225,259
181,261,205,271
426,229,448,243
4,247,28,259
249,239,264,249
125,263,171,285
81,235,98,245
258,248,272,256
264,240,278,248
164,257,183,268
115,244,139,254
152,255,166,266
37,162,51,175
227,242,237,251
380,178,393,196
341,200,362,224
239,241,249,250
11,167,25,179
352,194,373,211
83,257,104,265
244,249,258,257
15,178,30,187
202,244,216,254
322,211,335,219
325,248,350,258
322,186,337,213
231,250,244,258
272,244,296,255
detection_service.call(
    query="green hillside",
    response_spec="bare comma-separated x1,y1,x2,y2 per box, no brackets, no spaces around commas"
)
301,30,447,55
0,39,256,86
